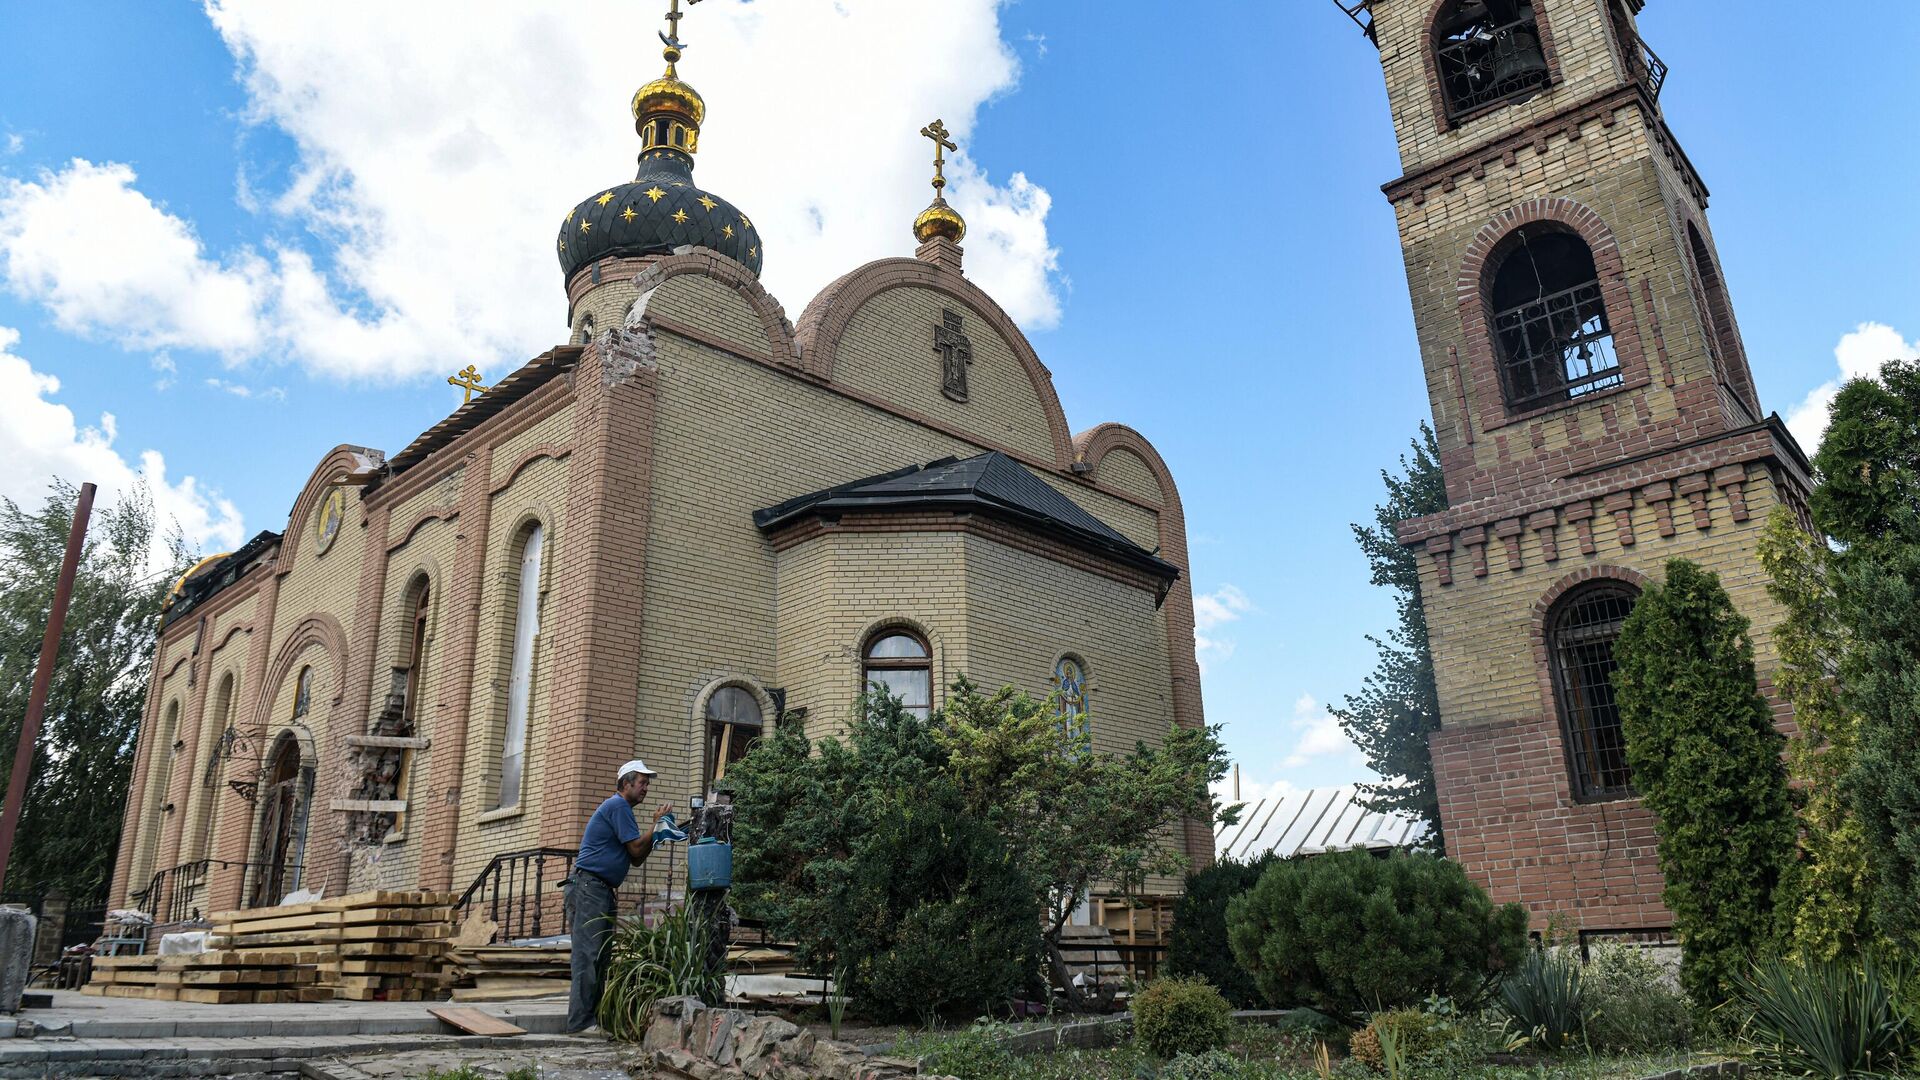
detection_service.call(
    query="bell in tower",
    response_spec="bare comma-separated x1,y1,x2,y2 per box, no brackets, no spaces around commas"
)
1434,0,1550,119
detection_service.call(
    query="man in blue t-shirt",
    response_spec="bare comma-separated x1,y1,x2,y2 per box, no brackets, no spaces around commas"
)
566,758,672,1032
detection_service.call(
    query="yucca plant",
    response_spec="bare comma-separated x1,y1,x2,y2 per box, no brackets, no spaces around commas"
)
1499,946,1588,1050
1732,956,1910,1078
596,904,725,1041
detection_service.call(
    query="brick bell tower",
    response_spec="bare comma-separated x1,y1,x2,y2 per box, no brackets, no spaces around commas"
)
1341,0,1813,934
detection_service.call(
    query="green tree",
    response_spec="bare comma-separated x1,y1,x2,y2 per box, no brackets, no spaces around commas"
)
0,480,189,897
1165,853,1279,1008
1807,359,1920,953
1611,558,1797,1004
1759,507,1874,959
1332,425,1448,847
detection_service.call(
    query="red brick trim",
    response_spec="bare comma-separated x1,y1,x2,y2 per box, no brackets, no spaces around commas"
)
627,250,803,373
1418,0,1564,135
387,505,459,554
795,258,1076,470
367,378,575,511
1387,85,1638,207
278,446,383,570
1529,564,1652,722
246,613,350,735
1071,423,1211,870
489,444,573,495
1456,197,1651,435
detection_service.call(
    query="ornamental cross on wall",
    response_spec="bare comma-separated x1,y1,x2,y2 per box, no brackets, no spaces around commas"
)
935,309,972,403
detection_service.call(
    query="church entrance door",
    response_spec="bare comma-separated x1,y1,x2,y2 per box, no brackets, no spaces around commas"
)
248,732,311,908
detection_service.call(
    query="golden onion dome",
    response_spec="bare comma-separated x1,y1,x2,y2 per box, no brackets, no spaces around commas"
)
631,62,706,128
913,197,966,244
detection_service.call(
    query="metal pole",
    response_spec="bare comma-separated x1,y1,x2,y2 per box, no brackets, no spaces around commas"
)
0,482,96,894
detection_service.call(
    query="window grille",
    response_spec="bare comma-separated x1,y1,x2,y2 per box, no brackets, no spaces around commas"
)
1489,226,1622,410
1549,584,1637,800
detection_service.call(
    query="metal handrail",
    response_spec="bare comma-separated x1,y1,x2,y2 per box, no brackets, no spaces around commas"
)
455,844,681,942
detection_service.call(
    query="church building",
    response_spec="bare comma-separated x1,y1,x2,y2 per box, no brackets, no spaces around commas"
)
1347,0,1810,936
110,17,1209,920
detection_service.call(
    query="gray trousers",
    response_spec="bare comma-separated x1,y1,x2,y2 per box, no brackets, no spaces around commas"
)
566,874,618,1031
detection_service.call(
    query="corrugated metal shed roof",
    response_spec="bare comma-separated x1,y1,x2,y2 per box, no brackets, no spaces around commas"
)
1215,786,1426,861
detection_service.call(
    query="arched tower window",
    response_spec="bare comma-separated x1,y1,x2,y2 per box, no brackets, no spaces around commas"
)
703,685,764,791
1488,224,1622,411
863,630,931,718
496,523,545,809
1547,582,1638,801
1434,0,1550,121
1685,221,1755,415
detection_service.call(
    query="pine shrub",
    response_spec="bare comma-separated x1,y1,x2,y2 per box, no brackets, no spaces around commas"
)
1611,558,1797,1005
1224,850,1527,1022
1167,854,1278,1008
1132,976,1234,1059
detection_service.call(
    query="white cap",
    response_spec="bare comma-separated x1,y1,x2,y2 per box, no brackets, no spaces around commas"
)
617,759,657,782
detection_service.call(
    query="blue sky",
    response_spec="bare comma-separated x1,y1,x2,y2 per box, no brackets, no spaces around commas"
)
2,1,1916,804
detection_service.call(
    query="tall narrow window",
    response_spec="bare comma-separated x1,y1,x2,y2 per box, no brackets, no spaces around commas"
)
386,582,431,836
863,631,931,718
497,524,544,809
1548,582,1638,801
1488,224,1622,411
194,674,236,861
1434,0,1549,121
703,685,764,791
1685,222,1754,415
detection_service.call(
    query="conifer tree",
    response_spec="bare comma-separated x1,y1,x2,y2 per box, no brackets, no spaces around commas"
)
1333,425,1448,846
1810,359,1920,951
1611,558,1796,1004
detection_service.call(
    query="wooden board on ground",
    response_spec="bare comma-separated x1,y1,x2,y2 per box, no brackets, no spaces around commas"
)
450,985,567,1002
428,1006,525,1037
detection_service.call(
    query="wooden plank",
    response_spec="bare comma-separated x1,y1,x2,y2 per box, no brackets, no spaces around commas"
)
344,735,431,749
337,905,453,925
428,1006,525,1037
450,985,567,1003
214,911,346,935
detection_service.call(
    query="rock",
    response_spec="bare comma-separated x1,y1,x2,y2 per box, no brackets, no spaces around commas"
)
0,909,33,1014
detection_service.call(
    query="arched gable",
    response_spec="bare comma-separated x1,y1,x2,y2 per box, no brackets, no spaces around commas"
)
280,445,384,568
796,258,1075,470
627,250,802,371
248,611,349,735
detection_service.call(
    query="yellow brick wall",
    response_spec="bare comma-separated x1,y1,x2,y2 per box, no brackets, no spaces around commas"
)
176,593,260,867
1418,468,1789,730
454,452,571,886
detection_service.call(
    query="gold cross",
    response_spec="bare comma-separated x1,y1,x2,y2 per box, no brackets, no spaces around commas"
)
447,364,489,403
661,0,704,52
920,119,957,196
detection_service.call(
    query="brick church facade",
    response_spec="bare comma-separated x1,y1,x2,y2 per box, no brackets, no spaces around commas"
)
110,29,1210,919
1350,0,1811,933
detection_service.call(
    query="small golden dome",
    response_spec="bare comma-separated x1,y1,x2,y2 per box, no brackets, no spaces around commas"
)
632,64,706,127
913,197,966,244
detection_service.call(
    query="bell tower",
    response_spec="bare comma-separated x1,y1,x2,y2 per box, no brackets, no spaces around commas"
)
1342,0,1811,932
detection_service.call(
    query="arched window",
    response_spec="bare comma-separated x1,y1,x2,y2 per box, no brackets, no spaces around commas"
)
1488,224,1622,411
385,579,432,837
1548,582,1638,801
496,524,544,809
292,666,313,720
194,674,237,861
1684,222,1754,415
863,630,931,718
1434,0,1550,121
703,685,764,790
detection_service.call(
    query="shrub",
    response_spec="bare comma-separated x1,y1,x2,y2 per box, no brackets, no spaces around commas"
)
1498,947,1587,1051
1612,559,1797,1004
1583,942,1690,1053
1348,1009,1451,1071
896,1023,1016,1080
1733,956,1911,1079
596,903,725,1041
1133,976,1234,1059
1167,853,1278,1008
1225,850,1527,1022
1162,1049,1248,1080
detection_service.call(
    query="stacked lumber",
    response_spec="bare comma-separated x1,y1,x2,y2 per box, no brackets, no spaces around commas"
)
210,890,455,1002
1054,924,1129,988
81,951,328,1003
447,943,570,1002
726,940,802,976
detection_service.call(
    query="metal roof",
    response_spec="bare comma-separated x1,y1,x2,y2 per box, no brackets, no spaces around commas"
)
1215,785,1426,861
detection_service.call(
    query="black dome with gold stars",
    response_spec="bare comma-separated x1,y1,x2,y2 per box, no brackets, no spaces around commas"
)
558,11,761,284
557,151,762,282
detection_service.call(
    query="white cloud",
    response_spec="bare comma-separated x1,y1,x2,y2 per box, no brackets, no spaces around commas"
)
0,2,1062,384
1282,693,1362,769
204,376,286,402
1785,322,1919,454
0,326,246,565
1193,583,1253,674
151,352,177,392
3,134,21,156
1211,768,1299,810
